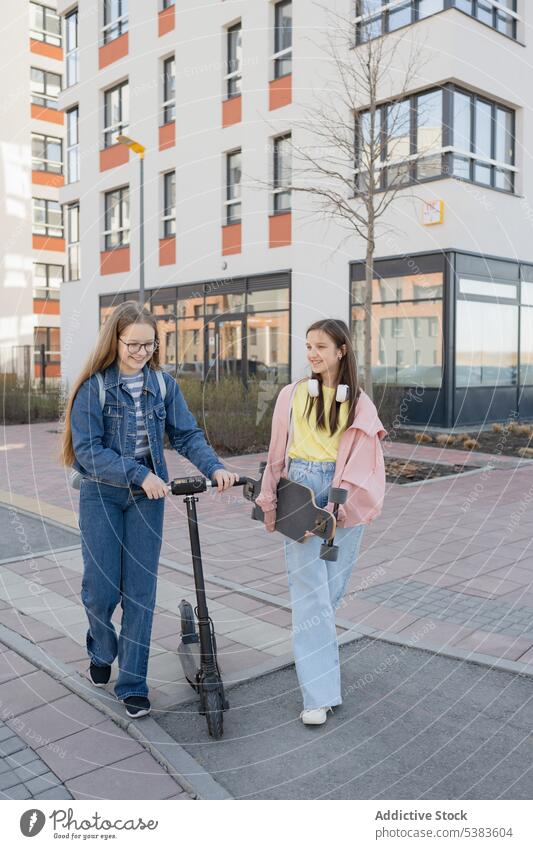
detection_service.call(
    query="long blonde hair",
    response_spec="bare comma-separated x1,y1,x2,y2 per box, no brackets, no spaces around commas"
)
61,301,160,466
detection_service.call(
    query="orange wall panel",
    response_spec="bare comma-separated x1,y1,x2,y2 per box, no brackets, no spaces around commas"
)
98,32,128,70
269,74,292,111
32,235,65,252
222,95,242,128
33,299,60,315
159,237,176,266
158,5,175,36
222,223,241,255
100,143,129,172
30,39,63,61
31,104,64,125
159,121,176,151
269,212,292,248
100,246,130,275
32,171,64,188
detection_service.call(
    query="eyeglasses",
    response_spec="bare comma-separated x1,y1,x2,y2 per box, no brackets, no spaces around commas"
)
119,338,159,355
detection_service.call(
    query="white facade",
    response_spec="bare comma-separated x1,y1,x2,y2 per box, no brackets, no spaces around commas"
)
57,1,530,413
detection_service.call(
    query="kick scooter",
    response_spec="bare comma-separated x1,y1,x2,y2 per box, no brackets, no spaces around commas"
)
170,473,248,739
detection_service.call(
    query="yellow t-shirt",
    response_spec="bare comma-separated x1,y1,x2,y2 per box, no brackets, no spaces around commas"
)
288,382,349,462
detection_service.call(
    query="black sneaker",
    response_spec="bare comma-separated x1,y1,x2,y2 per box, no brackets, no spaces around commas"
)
89,662,111,687
123,695,151,718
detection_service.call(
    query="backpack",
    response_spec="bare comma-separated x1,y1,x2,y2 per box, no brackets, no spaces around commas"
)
70,369,167,490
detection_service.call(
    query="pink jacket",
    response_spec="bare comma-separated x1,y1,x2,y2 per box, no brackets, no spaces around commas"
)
255,378,388,527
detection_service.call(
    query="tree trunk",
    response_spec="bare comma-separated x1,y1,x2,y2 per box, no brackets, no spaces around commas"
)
364,223,374,402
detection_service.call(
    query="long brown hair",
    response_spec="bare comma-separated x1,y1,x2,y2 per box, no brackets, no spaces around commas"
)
61,301,160,466
304,318,360,434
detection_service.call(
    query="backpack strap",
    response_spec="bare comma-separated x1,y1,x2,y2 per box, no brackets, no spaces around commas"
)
95,372,105,409
156,369,167,402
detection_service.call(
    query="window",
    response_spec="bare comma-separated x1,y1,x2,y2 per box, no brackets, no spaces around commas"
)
103,0,128,44
66,107,79,183
103,81,129,148
226,23,242,98
33,264,63,300
456,279,518,387
355,1,517,41
273,134,291,212
163,171,176,237
355,85,515,194
31,67,61,109
162,56,175,123
30,2,61,46
521,280,533,386
351,267,444,387
34,327,60,366
31,133,62,174
66,9,79,87
225,150,242,224
66,204,80,280
274,1,292,79
32,198,63,237
104,187,130,249
163,0,175,7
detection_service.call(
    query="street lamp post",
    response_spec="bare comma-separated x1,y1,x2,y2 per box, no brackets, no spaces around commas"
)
116,134,146,305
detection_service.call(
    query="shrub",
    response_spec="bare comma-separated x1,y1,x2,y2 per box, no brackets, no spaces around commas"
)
2,380,61,425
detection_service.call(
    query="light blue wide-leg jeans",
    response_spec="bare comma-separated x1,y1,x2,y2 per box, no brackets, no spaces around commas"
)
284,459,365,710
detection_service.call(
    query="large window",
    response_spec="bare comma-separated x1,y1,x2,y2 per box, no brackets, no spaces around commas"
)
31,67,61,109
66,107,79,183
104,187,130,249
351,267,444,386
456,277,518,387
225,150,242,224
273,134,291,212
103,0,128,44
355,1,517,42
33,263,63,300
163,171,176,237
355,85,515,194
32,198,63,237
103,80,129,148
30,2,61,46
32,133,62,174
34,327,60,366
520,280,533,387
66,9,79,87
273,0,292,79
66,203,80,281
226,22,242,98
162,56,176,124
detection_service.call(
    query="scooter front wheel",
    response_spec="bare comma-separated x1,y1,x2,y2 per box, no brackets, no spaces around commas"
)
202,685,225,739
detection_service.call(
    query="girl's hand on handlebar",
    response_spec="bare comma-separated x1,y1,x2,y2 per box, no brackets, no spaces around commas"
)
212,469,239,493
141,472,170,499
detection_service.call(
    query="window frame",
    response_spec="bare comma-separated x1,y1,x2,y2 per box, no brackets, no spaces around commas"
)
162,170,176,238
66,203,81,281
225,22,242,99
103,80,129,149
65,8,79,87
102,0,129,45
66,106,79,184
273,133,292,213
30,2,62,47
32,198,63,238
31,132,63,174
104,186,130,250
33,263,63,300
162,56,176,124
30,67,61,110
225,149,242,225
273,0,292,80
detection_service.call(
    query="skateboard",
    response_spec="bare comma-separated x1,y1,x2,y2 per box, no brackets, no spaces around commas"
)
243,463,348,561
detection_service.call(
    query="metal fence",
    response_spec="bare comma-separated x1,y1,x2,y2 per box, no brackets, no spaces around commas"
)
0,344,60,390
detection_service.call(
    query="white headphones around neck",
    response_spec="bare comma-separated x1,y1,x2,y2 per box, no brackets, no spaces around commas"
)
308,379,349,403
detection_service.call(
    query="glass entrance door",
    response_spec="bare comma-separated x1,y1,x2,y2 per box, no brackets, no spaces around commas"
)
206,317,245,382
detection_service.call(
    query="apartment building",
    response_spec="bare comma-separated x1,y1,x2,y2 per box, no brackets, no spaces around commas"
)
56,0,531,427
0,1,65,383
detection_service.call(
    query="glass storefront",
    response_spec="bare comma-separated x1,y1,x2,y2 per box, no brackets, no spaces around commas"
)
99,273,290,384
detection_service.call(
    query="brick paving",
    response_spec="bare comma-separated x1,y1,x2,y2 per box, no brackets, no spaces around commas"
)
0,421,532,799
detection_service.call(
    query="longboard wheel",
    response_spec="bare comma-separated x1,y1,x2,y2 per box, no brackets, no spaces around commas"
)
328,486,348,505
320,543,339,561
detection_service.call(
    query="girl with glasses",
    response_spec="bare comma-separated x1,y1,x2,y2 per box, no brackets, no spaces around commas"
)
61,301,237,718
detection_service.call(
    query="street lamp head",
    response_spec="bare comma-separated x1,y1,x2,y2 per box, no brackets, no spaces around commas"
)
116,134,146,157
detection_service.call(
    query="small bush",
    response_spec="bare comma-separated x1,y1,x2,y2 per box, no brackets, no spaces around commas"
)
491,423,503,433
518,447,533,458
414,432,432,444
463,438,480,450
435,434,456,446
2,380,61,425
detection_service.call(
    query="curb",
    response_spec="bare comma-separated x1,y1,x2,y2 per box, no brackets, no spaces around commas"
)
0,623,232,801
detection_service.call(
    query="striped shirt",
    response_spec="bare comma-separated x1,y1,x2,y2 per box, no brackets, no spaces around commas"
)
121,372,151,458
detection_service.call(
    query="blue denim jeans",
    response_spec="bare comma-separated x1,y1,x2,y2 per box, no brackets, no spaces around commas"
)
284,459,365,710
78,458,164,700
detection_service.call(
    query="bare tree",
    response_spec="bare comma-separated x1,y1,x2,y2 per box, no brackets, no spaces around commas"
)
272,3,431,401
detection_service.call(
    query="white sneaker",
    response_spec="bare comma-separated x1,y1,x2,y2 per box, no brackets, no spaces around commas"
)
300,707,333,725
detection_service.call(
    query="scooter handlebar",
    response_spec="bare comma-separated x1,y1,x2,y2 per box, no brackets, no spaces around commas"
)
170,474,248,496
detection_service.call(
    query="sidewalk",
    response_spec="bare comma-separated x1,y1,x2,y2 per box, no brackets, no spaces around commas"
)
0,421,532,799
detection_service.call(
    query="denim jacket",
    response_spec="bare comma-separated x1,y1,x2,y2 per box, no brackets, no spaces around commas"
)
70,360,225,488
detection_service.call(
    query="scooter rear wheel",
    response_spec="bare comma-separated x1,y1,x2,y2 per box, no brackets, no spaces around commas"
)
204,688,224,739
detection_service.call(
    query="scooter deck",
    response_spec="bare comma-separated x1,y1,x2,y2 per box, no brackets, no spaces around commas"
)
246,476,336,542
